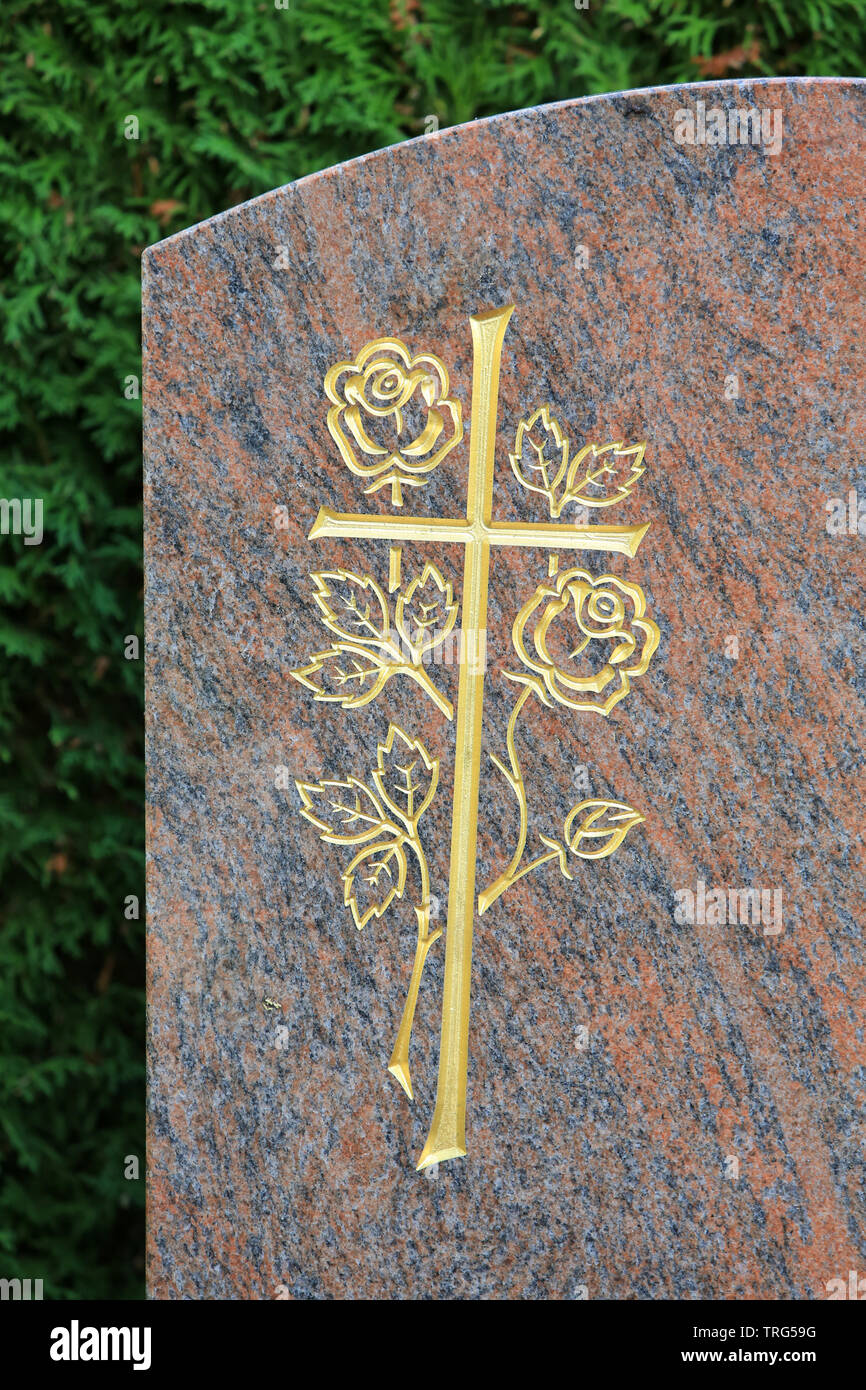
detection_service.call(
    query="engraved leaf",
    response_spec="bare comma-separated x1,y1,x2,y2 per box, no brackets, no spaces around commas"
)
508,406,570,511
394,562,458,659
311,569,390,645
561,441,646,511
290,643,390,709
295,776,392,845
372,723,438,828
342,838,408,929
564,799,645,860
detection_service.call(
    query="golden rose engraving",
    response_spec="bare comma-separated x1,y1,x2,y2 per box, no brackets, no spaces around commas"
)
510,566,659,716
325,337,463,506
479,567,658,915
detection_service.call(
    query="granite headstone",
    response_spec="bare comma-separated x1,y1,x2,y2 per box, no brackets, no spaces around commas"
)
144,77,866,1299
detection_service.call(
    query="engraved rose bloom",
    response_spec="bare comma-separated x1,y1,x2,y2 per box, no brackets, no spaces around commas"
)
325,337,462,506
510,566,659,716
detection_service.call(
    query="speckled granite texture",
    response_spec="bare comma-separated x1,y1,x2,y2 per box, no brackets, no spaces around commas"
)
144,78,866,1300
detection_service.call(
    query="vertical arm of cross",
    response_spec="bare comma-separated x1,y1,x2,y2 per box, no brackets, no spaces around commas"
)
416,305,513,1169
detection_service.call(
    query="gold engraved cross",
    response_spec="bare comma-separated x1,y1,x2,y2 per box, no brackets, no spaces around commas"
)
306,305,649,1169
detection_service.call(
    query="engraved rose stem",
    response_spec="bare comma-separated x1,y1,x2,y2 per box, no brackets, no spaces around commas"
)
482,832,565,907
398,662,453,719
387,832,442,1100
477,684,565,914
365,627,454,721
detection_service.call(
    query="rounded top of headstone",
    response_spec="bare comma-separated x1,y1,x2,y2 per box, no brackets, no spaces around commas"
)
144,76,866,259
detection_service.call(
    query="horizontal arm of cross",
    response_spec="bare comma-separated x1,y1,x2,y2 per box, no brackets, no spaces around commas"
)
309,507,649,557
